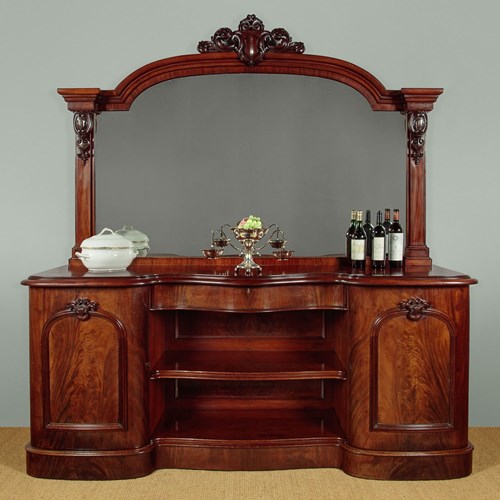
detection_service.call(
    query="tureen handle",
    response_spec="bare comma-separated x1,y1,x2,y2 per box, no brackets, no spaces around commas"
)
75,252,88,261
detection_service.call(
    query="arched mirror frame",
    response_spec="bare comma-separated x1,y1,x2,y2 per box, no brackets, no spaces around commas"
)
58,15,442,272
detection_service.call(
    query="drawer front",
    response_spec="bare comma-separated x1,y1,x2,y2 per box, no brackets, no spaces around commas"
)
151,284,346,311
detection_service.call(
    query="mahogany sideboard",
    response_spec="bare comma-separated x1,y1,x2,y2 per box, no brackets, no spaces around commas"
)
23,15,476,480
23,257,476,480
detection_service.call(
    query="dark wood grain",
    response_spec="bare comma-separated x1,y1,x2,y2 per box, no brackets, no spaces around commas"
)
174,309,326,340
28,287,149,453
154,409,345,444
348,286,471,452
172,379,330,410
373,311,454,430
151,283,346,311
44,315,123,428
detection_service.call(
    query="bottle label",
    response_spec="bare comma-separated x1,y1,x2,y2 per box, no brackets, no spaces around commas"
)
373,237,385,261
351,240,366,260
389,233,404,260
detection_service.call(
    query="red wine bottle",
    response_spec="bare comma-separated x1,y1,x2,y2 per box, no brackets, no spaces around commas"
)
382,208,391,259
345,209,357,257
373,210,386,269
388,208,404,269
363,209,374,257
351,210,366,269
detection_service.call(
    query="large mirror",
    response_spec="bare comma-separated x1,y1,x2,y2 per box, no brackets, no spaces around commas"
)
95,73,405,256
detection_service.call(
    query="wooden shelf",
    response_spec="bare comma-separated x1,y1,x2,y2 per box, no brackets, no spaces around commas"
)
153,409,345,446
150,350,347,381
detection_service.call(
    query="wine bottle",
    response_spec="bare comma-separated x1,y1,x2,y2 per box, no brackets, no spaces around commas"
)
351,210,367,269
388,208,404,269
345,210,357,258
363,209,374,257
372,210,386,269
382,208,391,259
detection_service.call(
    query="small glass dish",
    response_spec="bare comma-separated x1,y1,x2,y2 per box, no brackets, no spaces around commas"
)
273,249,294,260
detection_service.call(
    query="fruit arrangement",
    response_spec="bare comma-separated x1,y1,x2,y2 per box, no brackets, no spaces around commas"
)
237,215,263,230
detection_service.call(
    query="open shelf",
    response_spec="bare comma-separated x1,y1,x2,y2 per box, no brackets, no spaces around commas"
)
153,409,345,446
150,350,347,380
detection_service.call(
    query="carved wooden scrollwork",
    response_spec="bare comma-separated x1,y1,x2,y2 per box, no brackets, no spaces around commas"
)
73,112,94,165
66,298,98,321
407,111,428,165
197,14,305,66
398,296,431,321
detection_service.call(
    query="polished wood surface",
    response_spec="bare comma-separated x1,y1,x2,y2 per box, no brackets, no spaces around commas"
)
28,287,150,452
23,258,476,286
24,262,475,479
150,351,347,380
154,409,344,443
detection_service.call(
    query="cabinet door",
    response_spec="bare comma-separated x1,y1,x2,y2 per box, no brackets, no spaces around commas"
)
29,287,149,451
348,286,470,452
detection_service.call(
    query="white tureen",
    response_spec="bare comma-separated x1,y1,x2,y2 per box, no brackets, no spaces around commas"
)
76,228,138,272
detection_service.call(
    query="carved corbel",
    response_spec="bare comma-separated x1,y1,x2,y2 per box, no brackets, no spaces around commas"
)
399,296,430,321
66,298,98,321
198,14,305,66
73,112,95,165
407,111,428,165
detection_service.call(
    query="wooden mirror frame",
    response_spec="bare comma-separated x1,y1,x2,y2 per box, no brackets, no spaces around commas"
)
58,15,442,272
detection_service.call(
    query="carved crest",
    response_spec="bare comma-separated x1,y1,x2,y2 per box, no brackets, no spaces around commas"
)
399,296,430,321
407,111,428,165
73,112,94,165
66,298,98,321
197,14,305,66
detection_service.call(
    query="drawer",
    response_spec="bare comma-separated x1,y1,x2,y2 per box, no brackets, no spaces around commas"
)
151,283,346,312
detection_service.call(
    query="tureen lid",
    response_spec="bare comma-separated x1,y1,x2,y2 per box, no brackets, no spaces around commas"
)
115,224,149,243
80,228,134,249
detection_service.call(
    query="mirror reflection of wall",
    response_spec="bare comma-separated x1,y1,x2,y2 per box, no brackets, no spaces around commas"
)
95,74,405,256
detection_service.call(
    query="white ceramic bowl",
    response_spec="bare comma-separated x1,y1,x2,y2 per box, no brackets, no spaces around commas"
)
76,228,138,272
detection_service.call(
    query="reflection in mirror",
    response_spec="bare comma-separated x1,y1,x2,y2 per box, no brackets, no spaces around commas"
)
95,74,405,256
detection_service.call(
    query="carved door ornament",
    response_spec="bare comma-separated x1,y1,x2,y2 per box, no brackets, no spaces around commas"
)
66,298,98,321
398,296,431,321
197,14,305,66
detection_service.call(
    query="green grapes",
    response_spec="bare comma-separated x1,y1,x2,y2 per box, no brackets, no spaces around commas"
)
238,215,263,230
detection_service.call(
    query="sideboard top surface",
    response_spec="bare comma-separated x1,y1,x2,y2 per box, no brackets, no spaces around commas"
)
22,257,477,288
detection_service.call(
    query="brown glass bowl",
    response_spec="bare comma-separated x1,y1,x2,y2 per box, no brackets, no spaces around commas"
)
273,249,294,260
269,238,286,249
202,248,223,259
212,237,229,247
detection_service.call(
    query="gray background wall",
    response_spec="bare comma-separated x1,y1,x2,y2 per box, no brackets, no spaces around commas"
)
1,0,498,425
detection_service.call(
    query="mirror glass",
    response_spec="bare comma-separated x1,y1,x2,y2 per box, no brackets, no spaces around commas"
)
95,74,405,256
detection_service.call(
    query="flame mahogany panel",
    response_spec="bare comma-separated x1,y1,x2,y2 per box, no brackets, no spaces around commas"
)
44,313,124,429
372,312,454,430
28,287,150,453
348,285,470,452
